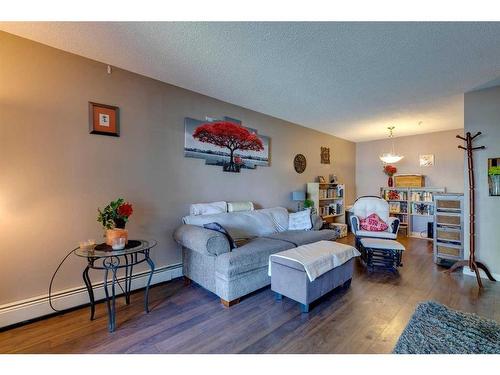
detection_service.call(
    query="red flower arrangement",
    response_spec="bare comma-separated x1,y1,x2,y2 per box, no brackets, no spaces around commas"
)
383,165,397,176
97,198,134,230
118,202,133,218
383,165,397,187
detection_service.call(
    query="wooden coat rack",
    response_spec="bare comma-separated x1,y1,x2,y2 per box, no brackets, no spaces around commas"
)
446,131,496,288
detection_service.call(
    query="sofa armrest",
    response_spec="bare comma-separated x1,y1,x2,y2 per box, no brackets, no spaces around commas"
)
173,224,231,256
387,217,400,234
350,216,360,235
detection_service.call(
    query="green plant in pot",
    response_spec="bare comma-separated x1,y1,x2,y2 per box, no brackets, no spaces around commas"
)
97,198,134,246
488,166,500,196
303,198,316,214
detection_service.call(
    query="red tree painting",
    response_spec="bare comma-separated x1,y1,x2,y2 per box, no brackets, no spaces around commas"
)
193,121,264,172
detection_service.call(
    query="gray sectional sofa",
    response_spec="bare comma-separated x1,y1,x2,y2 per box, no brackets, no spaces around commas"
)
173,207,339,306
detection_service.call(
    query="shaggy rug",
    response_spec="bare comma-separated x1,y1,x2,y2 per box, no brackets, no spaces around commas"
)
393,301,500,354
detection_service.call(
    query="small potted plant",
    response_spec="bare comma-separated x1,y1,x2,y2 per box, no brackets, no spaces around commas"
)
303,199,316,214
383,165,397,187
97,198,134,246
488,166,500,196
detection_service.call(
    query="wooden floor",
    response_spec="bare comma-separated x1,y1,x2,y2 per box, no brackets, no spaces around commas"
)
1,234,499,354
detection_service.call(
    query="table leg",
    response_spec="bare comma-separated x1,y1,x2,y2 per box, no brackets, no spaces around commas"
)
111,266,117,331
103,268,114,332
124,255,131,305
144,254,155,313
82,266,95,320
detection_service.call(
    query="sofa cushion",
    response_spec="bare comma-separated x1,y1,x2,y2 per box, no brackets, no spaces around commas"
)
262,229,338,246
355,230,397,239
183,207,289,239
215,238,295,280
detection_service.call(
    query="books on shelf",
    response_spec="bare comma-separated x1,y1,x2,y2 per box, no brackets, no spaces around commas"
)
410,191,434,202
380,186,445,238
318,185,343,199
307,182,346,223
388,201,407,214
318,201,344,217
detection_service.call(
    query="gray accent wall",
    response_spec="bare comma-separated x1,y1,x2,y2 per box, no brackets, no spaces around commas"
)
0,32,355,305
464,85,500,276
356,129,465,197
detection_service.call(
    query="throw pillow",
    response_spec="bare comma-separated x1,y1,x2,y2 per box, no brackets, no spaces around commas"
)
360,213,389,232
288,209,313,231
311,214,323,230
190,201,227,216
203,222,237,250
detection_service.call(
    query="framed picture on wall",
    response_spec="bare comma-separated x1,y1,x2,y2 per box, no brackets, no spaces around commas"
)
89,102,120,137
419,154,434,167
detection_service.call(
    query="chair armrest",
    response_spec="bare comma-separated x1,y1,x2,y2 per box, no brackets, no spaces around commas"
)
173,224,231,256
350,216,360,234
387,217,400,234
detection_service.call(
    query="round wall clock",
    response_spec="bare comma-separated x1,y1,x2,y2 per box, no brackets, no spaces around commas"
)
294,154,307,174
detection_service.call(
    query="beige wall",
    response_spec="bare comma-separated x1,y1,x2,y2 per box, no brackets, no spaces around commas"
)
0,32,355,306
464,85,500,276
356,129,464,197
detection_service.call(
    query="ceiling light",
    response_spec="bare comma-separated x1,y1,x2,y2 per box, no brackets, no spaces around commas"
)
379,126,404,164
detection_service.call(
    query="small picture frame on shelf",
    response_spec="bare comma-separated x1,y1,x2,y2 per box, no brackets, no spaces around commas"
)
318,176,327,183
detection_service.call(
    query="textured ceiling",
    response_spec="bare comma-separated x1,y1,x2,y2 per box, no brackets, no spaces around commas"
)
2,22,500,141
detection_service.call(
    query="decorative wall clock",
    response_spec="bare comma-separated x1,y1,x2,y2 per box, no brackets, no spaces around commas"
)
294,154,307,174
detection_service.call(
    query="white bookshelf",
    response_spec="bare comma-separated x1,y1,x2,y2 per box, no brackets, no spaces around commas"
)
380,186,445,239
307,182,345,224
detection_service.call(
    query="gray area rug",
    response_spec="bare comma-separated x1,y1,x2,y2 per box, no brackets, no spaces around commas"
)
393,301,500,354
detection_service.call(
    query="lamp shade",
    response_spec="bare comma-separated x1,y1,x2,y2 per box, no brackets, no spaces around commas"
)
292,191,306,201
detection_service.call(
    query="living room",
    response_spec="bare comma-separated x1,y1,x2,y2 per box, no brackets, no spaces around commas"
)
1,1,499,371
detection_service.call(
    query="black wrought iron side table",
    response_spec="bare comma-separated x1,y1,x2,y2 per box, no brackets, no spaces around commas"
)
74,239,157,332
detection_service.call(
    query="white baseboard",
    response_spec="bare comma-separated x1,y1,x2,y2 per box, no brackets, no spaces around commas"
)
0,263,182,329
463,267,500,281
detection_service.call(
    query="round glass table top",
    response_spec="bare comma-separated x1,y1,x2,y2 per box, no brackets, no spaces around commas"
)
74,239,157,258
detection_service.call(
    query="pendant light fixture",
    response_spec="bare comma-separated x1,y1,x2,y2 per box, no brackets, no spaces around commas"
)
379,126,404,164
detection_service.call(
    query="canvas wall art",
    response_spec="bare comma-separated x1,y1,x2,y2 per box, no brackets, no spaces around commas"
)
184,116,270,173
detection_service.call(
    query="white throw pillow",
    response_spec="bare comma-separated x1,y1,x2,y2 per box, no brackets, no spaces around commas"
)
189,201,227,216
288,209,312,231
227,201,254,212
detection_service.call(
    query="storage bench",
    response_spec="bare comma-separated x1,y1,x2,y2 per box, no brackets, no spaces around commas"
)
269,241,359,313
